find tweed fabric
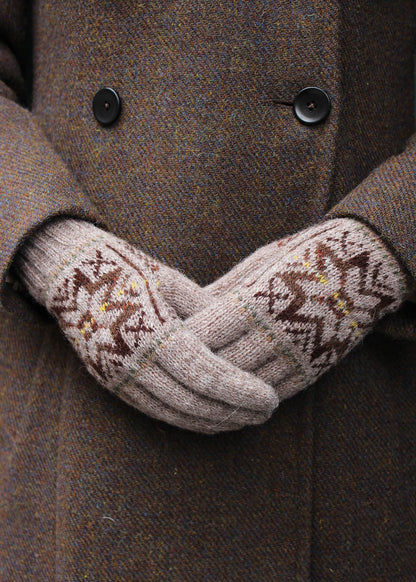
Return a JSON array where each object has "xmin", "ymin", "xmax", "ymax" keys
[
  {"xmin": 16, "ymin": 218, "xmax": 277, "ymax": 432},
  {"xmin": 0, "ymin": 94, "xmax": 102, "ymax": 303},
  {"xmin": 29, "ymin": 0, "xmax": 343, "ymax": 287},
  {"xmin": 1, "ymin": 0, "xmax": 416, "ymax": 580},
  {"xmin": 328, "ymin": 135, "xmax": 416, "ymax": 281}
]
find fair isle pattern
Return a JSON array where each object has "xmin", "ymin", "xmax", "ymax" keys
[
  {"xmin": 225, "ymin": 219, "xmax": 408, "ymax": 391},
  {"xmin": 17, "ymin": 217, "xmax": 409, "ymax": 423},
  {"xmin": 17, "ymin": 219, "xmax": 279, "ymax": 433},
  {"xmin": 184, "ymin": 217, "xmax": 410, "ymax": 402},
  {"xmin": 47, "ymin": 239, "xmax": 167, "ymax": 385},
  {"xmin": 42, "ymin": 237, "xmax": 269, "ymax": 431}
]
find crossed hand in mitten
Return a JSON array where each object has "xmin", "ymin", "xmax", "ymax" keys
[
  {"xmin": 17, "ymin": 218, "xmax": 409, "ymax": 433},
  {"xmin": 188, "ymin": 219, "xmax": 408, "ymax": 402}
]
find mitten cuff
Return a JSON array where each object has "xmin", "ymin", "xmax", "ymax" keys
[
  {"xmin": 14, "ymin": 218, "xmax": 106, "ymax": 306},
  {"xmin": 333, "ymin": 217, "xmax": 412, "ymax": 302}
]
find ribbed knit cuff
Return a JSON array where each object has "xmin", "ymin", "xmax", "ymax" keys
[
  {"xmin": 14, "ymin": 218, "xmax": 107, "ymax": 306},
  {"xmin": 336, "ymin": 218, "xmax": 415, "ymax": 304}
]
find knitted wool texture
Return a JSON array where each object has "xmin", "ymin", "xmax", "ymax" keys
[
  {"xmin": 16, "ymin": 217, "xmax": 409, "ymax": 429},
  {"xmin": 188, "ymin": 218, "xmax": 410, "ymax": 400},
  {"xmin": 15, "ymin": 219, "xmax": 278, "ymax": 433}
]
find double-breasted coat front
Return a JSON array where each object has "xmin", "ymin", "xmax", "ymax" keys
[{"xmin": 0, "ymin": 1, "xmax": 415, "ymax": 579}]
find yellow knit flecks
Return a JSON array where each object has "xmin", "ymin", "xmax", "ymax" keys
[
  {"xmin": 80, "ymin": 316, "xmax": 95, "ymax": 335},
  {"xmin": 350, "ymin": 320, "xmax": 361, "ymax": 338},
  {"xmin": 293, "ymin": 255, "xmax": 328, "ymax": 286},
  {"xmin": 332, "ymin": 292, "xmax": 351, "ymax": 317}
]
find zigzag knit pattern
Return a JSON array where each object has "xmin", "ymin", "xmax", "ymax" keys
[
  {"xmin": 17, "ymin": 221, "xmax": 181, "ymax": 387},
  {"xmin": 188, "ymin": 219, "xmax": 409, "ymax": 401},
  {"xmin": 48, "ymin": 240, "xmax": 166, "ymax": 385},
  {"xmin": 15, "ymin": 217, "xmax": 409, "ymax": 429},
  {"xmin": 15, "ymin": 219, "xmax": 278, "ymax": 433},
  {"xmin": 252, "ymin": 220, "xmax": 405, "ymax": 373}
]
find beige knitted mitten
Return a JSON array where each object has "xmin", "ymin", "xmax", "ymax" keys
[
  {"xmin": 189, "ymin": 219, "xmax": 410, "ymax": 401},
  {"xmin": 15, "ymin": 219, "xmax": 278, "ymax": 433}
]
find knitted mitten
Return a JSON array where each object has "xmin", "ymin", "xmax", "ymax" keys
[
  {"xmin": 189, "ymin": 218, "xmax": 410, "ymax": 401},
  {"xmin": 15, "ymin": 218, "xmax": 278, "ymax": 433}
]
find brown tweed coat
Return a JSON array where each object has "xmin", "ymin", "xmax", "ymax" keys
[{"xmin": 1, "ymin": 1, "xmax": 416, "ymax": 580}]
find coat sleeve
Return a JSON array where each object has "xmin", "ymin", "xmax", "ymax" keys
[
  {"xmin": 326, "ymin": 133, "xmax": 416, "ymax": 339},
  {"xmin": 0, "ymin": 1, "xmax": 101, "ymax": 308}
]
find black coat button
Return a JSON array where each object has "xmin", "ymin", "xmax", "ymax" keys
[
  {"xmin": 293, "ymin": 87, "xmax": 331, "ymax": 125},
  {"xmin": 92, "ymin": 87, "xmax": 121, "ymax": 125}
]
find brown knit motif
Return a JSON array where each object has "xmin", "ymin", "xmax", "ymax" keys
[
  {"xmin": 21, "ymin": 219, "xmax": 279, "ymax": 433},
  {"xmin": 251, "ymin": 227, "xmax": 402, "ymax": 378},
  {"xmin": 186, "ymin": 219, "xmax": 408, "ymax": 402},
  {"xmin": 48, "ymin": 241, "xmax": 167, "ymax": 384}
]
